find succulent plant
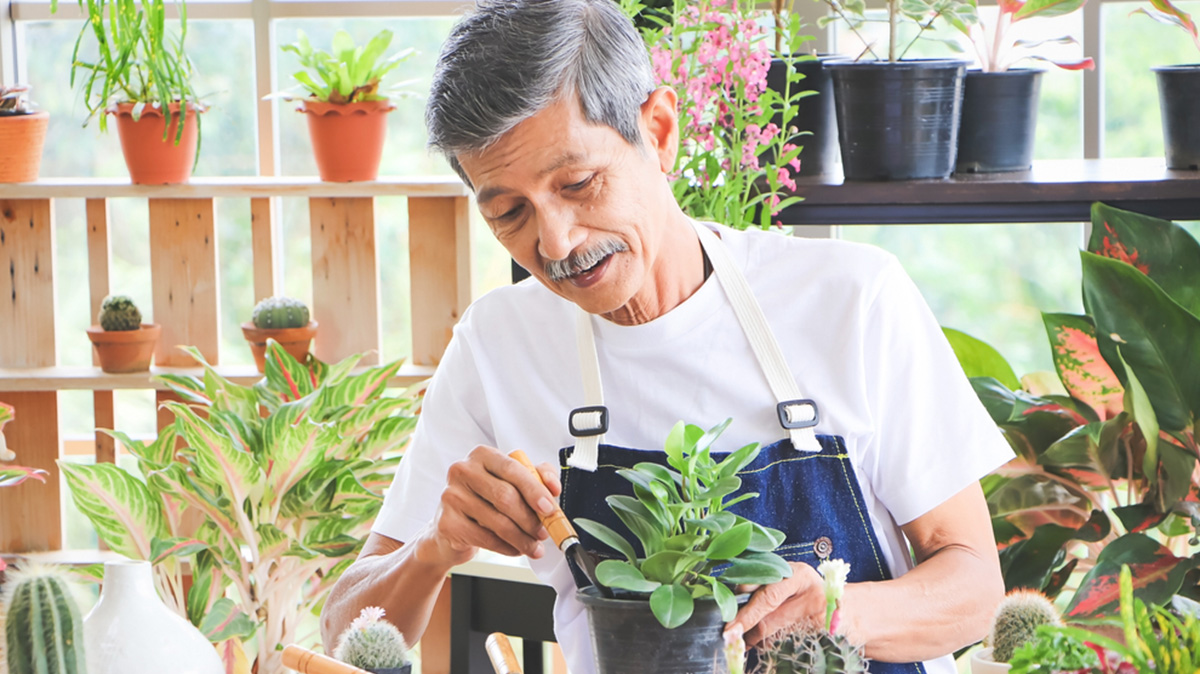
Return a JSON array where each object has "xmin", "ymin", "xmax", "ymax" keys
[
  {"xmin": 251, "ymin": 296, "xmax": 310, "ymax": 330},
  {"xmin": 0, "ymin": 86, "xmax": 35, "ymax": 116},
  {"xmin": 98, "ymin": 295, "xmax": 142, "ymax": 332},
  {"xmin": 753, "ymin": 625, "xmax": 868, "ymax": 674},
  {"xmin": 334, "ymin": 607, "xmax": 411, "ymax": 671},
  {"xmin": 987, "ymin": 588, "xmax": 1062, "ymax": 663},
  {"xmin": 2, "ymin": 563, "xmax": 88, "ymax": 674}
]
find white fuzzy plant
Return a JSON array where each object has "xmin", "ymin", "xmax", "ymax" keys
[{"xmin": 335, "ymin": 607, "xmax": 412, "ymax": 671}]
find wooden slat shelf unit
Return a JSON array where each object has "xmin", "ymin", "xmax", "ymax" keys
[{"xmin": 0, "ymin": 176, "xmax": 473, "ymax": 555}]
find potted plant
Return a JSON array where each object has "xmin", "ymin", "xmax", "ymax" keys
[
  {"xmin": 271, "ymin": 29, "xmax": 415, "ymax": 182},
  {"xmin": 85, "ymin": 295, "xmax": 160, "ymax": 374},
  {"xmin": 0, "ymin": 85, "xmax": 49, "ymax": 183},
  {"xmin": 1136, "ymin": 0, "xmax": 1199, "ymax": 170},
  {"xmin": 751, "ymin": 559, "xmax": 865, "ymax": 674},
  {"xmin": 333, "ymin": 607, "xmax": 413, "ymax": 674},
  {"xmin": 970, "ymin": 589, "xmax": 1061, "ymax": 674},
  {"xmin": 241, "ymin": 296, "xmax": 317, "ymax": 373},
  {"xmin": 2, "ymin": 562, "xmax": 88, "ymax": 674},
  {"xmin": 573, "ymin": 419, "xmax": 792, "ymax": 673},
  {"xmin": 58, "ymin": 341, "xmax": 421, "ymax": 674},
  {"xmin": 0, "ymin": 403, "xmax": 48, "ymax": 575},
  {"xmin": 952, "ymin": 0, "xmax": 1095, "ymax": 173},
  {"xmin": 817, "ymin": 0, "xmax": 977, "ymax": 180}
]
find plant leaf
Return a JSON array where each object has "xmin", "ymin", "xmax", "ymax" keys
[
  {"xmin": 200, "ymin": 597, "xmax": 258, "ymax": 642},
  {"xmin": 596, "ymin": 559, "xmax": 661, "ymax": 593},
  {"xmin": 650, "ymin": 584, "xmax": 694, "ymax": 629},
  {"xmin": 1065, "ymin": 533, "xmax": 1198, "ymax": 617},
  {"xmin": 576, "ymin": 518, "xmax": 638, "ymax": 563},
  {"xmin": 1043, "ymin": 313, "xmax": 1125, "ymax": 420},
  {"xmin": 60, "ymin": 461, "xmax": 167, "ymax": 559},
  {"xmin": 707, "ymin": 522, "xmax": 753, "ymax": 560}
]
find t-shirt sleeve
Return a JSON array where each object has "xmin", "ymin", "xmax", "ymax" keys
[
  {"xmin": 372, "ymin": 318, "xmax": 496, "ymax": 543},
  {"xmin": 858, "ymin": 257, "xmax": 1014, "ymax": 526}
]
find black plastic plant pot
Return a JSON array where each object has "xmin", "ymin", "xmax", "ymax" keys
[
  {"xmin": 365, "ymin": 667, "xmax": 411, "ymax": 674},
  {"xmin": 1153, "ymin": 64, "xmax": 1200, "ymax": 170},
  {"xmin": 826, "ymin": 59, "xmax": 968, "ymax": 181},
  {"xmin": 577, "ymin": 586, "xmax": 732, "ymax": 674},
  {"xmin": 956, "ymin": 69, "xmax": 1043, "ymax": 174},
  {"xmin": 763, "ymin": 55, "xmax": 839, "ymax": 177}
]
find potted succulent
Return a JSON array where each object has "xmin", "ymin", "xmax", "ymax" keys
[
  {"xmin": 333, "ymin": 607, "xmax": 413, "ymax": 674},
  {"xmin": 241, "ymin": 296, "xmax": 317, "ymax": 373},
  {"xmin": 952, "ymin": 0, "xmax": 1095, "ymax": 173},
  {"xmin": 55, "ymin": 0, "xmax": 205, "ymax": 184},
  {"xmin": 573, "ymin": 419, "xmax": 792, "ymax": 673},
  {"xmin": 1136, "ymin": 0, "xmax": 1199, "ymax": 170},
  {"xmin": 970, "ymin": 589, "xmax": 1061, "ymax": 674},
  {"xmin": 0, "ymin": 85, "xmax": 49, "ymax": 183},
  {"xmin": 85, "ymin": 295, "xmax": 161, "ymax": 374},
  {"xmin": 271, "ymin": 29, "xmax": 415, "ymax": 182},
  {"xmin": 817, "ymin": 0, "xmax": 978, "ymax": 180},
  {"xmin": 751, "ymin": 559, "xmax": 864, "ymax": 674},
  {"xmin": 2, "ymin": 562, "xmax": 88, "ymax": 674}
]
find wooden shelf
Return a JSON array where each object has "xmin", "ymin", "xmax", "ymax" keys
[
  {"xmin": 779, "ymin": 157, "xmax": 1200, "ymax": 225},
  {"xmin": 0, "ymin": 175, "xmax": 470, "ymax": 200},
  {"xmin": 0, "ymin": 364, "xmax": 435, "ymax": 392}
]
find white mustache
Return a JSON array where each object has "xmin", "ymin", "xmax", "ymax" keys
[{"xmin": 545, "ymin": 240, "xmax": 629, "ymax": 282}]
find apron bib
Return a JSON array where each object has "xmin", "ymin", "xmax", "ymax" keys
[{"xmin": 557, "ymin": 221, "xmax": 926, "ymax": 674}]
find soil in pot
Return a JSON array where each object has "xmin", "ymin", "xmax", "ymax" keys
[
  {"xmin": 763, "ymin": 55, "xmax": 839, "ymax": 177},
  {"xmin": 241, "ymin": 321, "xmax": 318, "ymax": 373},
  {"xmin": 112, "ymin": 102, "xmax": 200, "ymax": 184},
  {"xmin": 301, "ymin": 99, "xmax": 394, "ymax": 182},
  {"xmin": 826, "ymin": 59, "xmax": 968, "ymax": 181},
  {"xmin": 1153, "ymin": 64, "xmax": 1200, "ymax": 170},
  {"xmin": 956, "ymin": 69, "xmax": 1043, "ymax": 174},
  {"xmin": 86, "ymin": 324, "xmax": 161, "ymax": 374},
  {"xmin": 0, "ymin": 110, "xmax": 49, "ymax": 183}
]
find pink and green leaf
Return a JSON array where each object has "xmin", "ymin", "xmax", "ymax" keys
[
  {"xmin": 1088, "ymin": 203, "xmax": 1200, "ymax": 319},
  {"xmin": 1014, "ymin": 0, "xmax": 1086, "ymax": 20},
  {"xmin": 165, "ymin": 401, "xmax": 262, "ymax": 508},
  {"xmin": 59, "ymin": 461, "xmax": 168, "ymax": 559},
  {"xmin": 150, "ymin": 536, "xmax": 209, "ymax": 564},
  {"xmin": 0, "ymin": 465, "xmax": 48, "ymax": 488},
  {"xmin": 1044, "ymin": 313, "xmax": 1125, "ymax": 420},
  {"xmin": 1026, "ymin": 55, "xmax": 1096, "ymax": 70},
  {"xmin": 1065, "ymin": 532, "xmax": 1197, "ymax": 617},
  {"xmin": 200, "ymin": 597, "xmax": 258, "ymax": 642},
  {"xmin": 1135, "ymin": 0, "xmax": 1200, "ymax": 50}
]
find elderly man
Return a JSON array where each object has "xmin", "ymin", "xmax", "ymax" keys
[{"xmin": 321, "ymin": 1, "xmax": 1011, "ymax": 671}]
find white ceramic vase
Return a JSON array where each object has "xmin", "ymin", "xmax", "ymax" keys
[
  {"xmin": 971, "ymin": 648, "xmax": 1013, "ymax": 674},
  {"xmin": 84, "ymin": 559, "xmax": 223, "ymax": 674}
]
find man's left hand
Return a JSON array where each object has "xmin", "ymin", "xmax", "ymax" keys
[{"xmin": 724, "ymin": 561, "xmax": 829, "ymax": 647}]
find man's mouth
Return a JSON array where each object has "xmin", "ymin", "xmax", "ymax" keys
[{"xmin": 567, "ymin": 253, "xmax": 614, "ymax": 288}]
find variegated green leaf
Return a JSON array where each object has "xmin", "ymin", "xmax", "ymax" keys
[
  {"xmin": 264, "ymin": 340, "xmax": 315, "ymax": 401},
  {"xmin": 166, "ymin": 401, "xmax": 263, "ymax": 507},
  {"xmin": 200, "ymin": 597, "xmax": 258, "ymax": 642},
  {"xmin": 0, "ymin": 465, "xmax": 48, "ymax": 488},
  {"xmin": 262, "ymin": 400, "xmax": 326, "ymax": 506},
  {"xmin": 150, "ymin": 536, "xmax": 208, "ymax": 564},
  {"xmin": 60, "ymin": 461, "xmax": 168, "ymax": 559}
]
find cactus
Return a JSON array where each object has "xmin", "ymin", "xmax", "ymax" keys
[
  {"xmin": 334, "ymin": 607, "xmax": 411, "ymax": 671},
  {"xmin": 987, "ymin": 588, "xmax": 1061, "ymax": 663},
  {"xmin": 98, "ymin": 295, "xmax": 142, "ymax": 332},
  {"xmin": 753, "ymin": 625, "xmax": 868, "ymax": 674},
  {"xmin": 1, "ymin": 563, "xmax": 87, "ymax": 674},
  {"xmin": 251, "ymin": 296, "xmax": 310, "ymax": 330}
]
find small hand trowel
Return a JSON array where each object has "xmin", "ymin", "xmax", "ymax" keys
[{"xmin": 509, "ymin": 450, "xmax": 611, "ymax": 596}]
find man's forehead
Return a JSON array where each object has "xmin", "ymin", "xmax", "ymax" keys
[{"xmin": 472, "ymin": 149, "xmax": 591, "ymax": 205}]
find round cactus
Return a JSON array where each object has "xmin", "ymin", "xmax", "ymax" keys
[
  {"xmin": 987, "ymin": 589, "xmax": 1062, "ymax": 663},
  {"xmin": 753, "ymin": 625, "xmax": 868, "ymax": 674},
  {"xmin": 251, "ymin": 296, "xmax": 310, "ymax": 330},
  {"xmin": 334, "ymin": 607, "xmax": 411, "ymax": 670},
  {"xmin": 2, "ymin": 563, "xmax": 87, "ymax": 674},
  {"xmin": 98, "ymin": 295, "xmax": 142, "ymax": 332}
]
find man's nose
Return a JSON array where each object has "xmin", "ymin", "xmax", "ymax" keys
[{"xmin": 536, "ymin": 207, "xmax": 587, "ymax": 261}]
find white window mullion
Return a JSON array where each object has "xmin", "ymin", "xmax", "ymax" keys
[
  {"xmin": 252, "ymin": 0, "xmax": 277, "ymax": 177},
  {"xmin": 1, "ymin": 0, "xmax": 15, "ymax": 86},
  {"xmin": 1083, "ymin": 0, "xmax": 1104, "ymax": 159}
]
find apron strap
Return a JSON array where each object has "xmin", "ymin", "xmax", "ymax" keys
[{"xmin": 567, "ymin": 309, "xmax": 605, "ymax": 471}]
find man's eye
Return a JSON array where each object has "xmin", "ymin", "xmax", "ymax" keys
[
  {"xmin": 565, "ymin": 175, "xmax": 593, "ymax": 191},
  {"xmin": 497, "ymin": 205, "xmax": 523, "ymax": 220}
]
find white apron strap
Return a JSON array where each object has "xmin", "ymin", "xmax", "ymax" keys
[{"xmin": 567, "ymin": 308, "xmax": 606, "ymax": 471}]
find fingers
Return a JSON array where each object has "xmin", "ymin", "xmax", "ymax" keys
[
  {"xmin": 536, "ymin": 461, "xmax": 562, "ymax": 497},
  {"xmin": 725, "ymin": 562, "xmax": 825, "ymax": 647}
]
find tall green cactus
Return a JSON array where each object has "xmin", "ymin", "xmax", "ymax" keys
[
  {"xmin": 988, "ymin": 589, "xmax": 1061, "ymax": 663},
  {"xmin": 1, "ymin": 564, "xmax": 87, "ymax": 674},
  {"xmin": 251, "ymin": 296, "xmax": 310, "ymax": 330}
]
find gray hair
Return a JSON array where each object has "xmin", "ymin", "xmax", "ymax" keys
[{"xmin": 426, "ymin": 0, "xmax": 657, "ymax": 187}]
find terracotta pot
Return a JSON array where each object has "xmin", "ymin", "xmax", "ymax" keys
[
  {"xmin": 241, "ymin": 321, "xmax": 318, "ymax": 373},
  {"xmin": 300, "ymin": 99, "xmax": 394, "ymax": 182},
  {"xmin": 111, "ymin": 102, "xmax": 199, "ymax": 184},
  {"xmin": 86, "ymin": 323, "xmax": 161, "ymax": 374},
  {"xmin": 0, "ymin": 110, "xmax": 49, "ymax": 183}
]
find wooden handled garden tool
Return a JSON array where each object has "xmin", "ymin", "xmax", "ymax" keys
[
  {"xmin": 281, "ymin": 644, "xmax": 372, "ymax": 674},
  {"xmin": 486, "ymin": 632, "xmax": 523, "ymax": 674},
  {"xmin": 508, "ymin": 450, "xmax": 610, "ymax": 596}
]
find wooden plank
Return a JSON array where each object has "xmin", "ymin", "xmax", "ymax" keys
[
  {"xmin": 250, "ymin": 197, "xmax": 277, "ymax": 302},
  {"xmin": 310, "ymin": 197, "xmax": 381, "ymax": 365},
  {"xmin": 148, "ymin": 199, "xmax": 220, "ymax": 366},
  {"xmin": 0, "ymin": 364, "xmax": 435, "ymax": 391},
  {"xmin": 93, "ymin": 392, "xmax": 115, "ymax": 464},
  {"xmin": 87, "ymin": 198, "xmax": 116, "ymax": 465},
  {"xmin": 0, "ymin": 199, "xmax": 56, "ymax": 368},
  {"xmin": 0, "ymin": 176, "xmax": 470, "ymax": 200},
  {"xmin": 408, "ymin": 196, "xmax": 472, "ymax": 366},
  {"xmin": 0, "ymin": 391, "xmax": 61, "ymax": 552}
]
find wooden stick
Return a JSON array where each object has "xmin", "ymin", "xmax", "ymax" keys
[
  {"xmin": 280, "ymin": 645, "xmax": 372, "ymax": 674},
  {"xmin": 485, "ymin": 633, "xmax": 523, "ymax": 674}
]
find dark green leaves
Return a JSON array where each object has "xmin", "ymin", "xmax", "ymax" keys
[
  {"xmin": 596, "ymin": 560, "xmax": 661, "ymax": 593},
  {"xmin": 1065, "ymin": 533, "xmax": 1198, "ymax": 618}
]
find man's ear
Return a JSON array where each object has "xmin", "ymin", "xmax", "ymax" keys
[{"xmin": 640, "ymin": 86, "xmax": 679, "ymax": 174}]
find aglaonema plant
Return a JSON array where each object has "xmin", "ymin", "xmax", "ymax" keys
[
  {"xmin": 0, "ymin": 403, "xmax": 48, "ymax": 575},
  {"xmin": 58, "ymin": 341, "xmax": 421, "ymax": 674},
  {"xmin": 576, "ymin": 419, "xmax": 793, "ymax": 629},
  {"xmin": 953, "ymin": 0, "xmax": 1095, "ymax": 72}
]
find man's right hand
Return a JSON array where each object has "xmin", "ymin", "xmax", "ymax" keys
[{"xmin": 420, "ymin": 445, "xmax": 562, "ymax": 566}]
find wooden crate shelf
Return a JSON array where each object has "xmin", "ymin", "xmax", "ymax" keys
[
  {"xmin": 0, "ymin": 364, "xmax": 436, "ymax": 392},
  {"xmin": 0, "ymin": 176, "xmax": 469, "ymax": 199}
]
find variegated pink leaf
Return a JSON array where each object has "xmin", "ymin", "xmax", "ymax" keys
[{"xmin": 1043, "ymin": 313, "xmax": 1125, "ymax": 420}]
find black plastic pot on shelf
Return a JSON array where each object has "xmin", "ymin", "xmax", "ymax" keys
[
  {"xmin": 956, "ymin": 69, "xmax": 1043, "ymax": 174},
  {"xmin": 826, "ymin": 59, "xmax": 968, "ymax": 181},
  {"xmin": 1153, "ymin": 64, "xmax": 1200, "ymax": 170},
  {"xmin": 763, "ymin": 54, "xmax": 839, "ymax": 177}
]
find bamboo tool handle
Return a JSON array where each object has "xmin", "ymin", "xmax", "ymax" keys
[
  {"xmin": 486, "ymin": 632, "xmax": 524, "ymax": 674},
  {"xmin": 281, "ymin": 644, "xmax": 372, "ymax": 674},
  {"xmin": 509, "ymin": 450, "xmax": 577, "ymax": 548}
]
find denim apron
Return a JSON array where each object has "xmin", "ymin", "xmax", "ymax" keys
[{"xmin": 557, "ymin": 221, "xmax": 926, "ymax": 674}]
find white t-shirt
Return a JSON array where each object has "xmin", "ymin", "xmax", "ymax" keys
[{"xmin": 375, "ymin": 224, "xmax": 1013, "ymax": 674}]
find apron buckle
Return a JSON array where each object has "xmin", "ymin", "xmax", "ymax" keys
[
  {"xmin": 569, "ymin": 406, "xmax": 609, "ymax": 437},
  {"xmin": 777, "ymin": 399, "xmax": 819, "ymax": 430}
]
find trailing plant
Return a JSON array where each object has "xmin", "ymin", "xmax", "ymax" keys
[
  {"xmin": 815, "ymin": 0, "xmax": 977, "ymax": 62},
  {"xmin": 753, "ymin": 559, "xmax": 865, "ymax": 674},
  {"xmin": 1, "ymin": 563, "xmax": 88, "ymax": 674},
  {"xmin": 986, "ymin": 589, "xmax": 1062, "ymax": 662},
  {"xmin": 575, "ymin": 418, "xmax": 793, "ymax": 629},
  {"xmin": 0, "ymin": 85, "xmax": 36, "ymax": 116},
  {"xmin": 953, "ymin": 0, "xmax": 1095, "ymax": 72},
  {"xmin": 59, "ymin": 341, "xmax": 421, "ymax": 674},
  {"xmin": 333, "ymin": 606, "xmax": 412, "ymax": 671},
  {"xmin": 98, "ymin": 295, "xmax": 142, "ymax": 331},
  {"xmin": 273, "ymin": 29, "xmax": 416, "ymax": 104},
  {"xmin": 0, "ymin": 403, "xmax": 47, "ymax": 492},
  {"xmin": 1133, "ymin": 0, "xmax": 1199, "ymax": 53},
  {"xmin": 251, "ymin": 296, "xmax": 310, "ymax": 330}
]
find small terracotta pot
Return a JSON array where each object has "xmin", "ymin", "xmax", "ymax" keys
[
  {"xmin": 0, "ymin": 110, "xmax": 49, "ymax": 183},
  {"xmin": 86, "ymin": 323, "xmax": 161, "ymax": 374},
  {"xmin": 112, "ymin": 102, "xmax": 200, "ymax": 184},
  {"xmin": 300, "ymin": 99, "xmax": 394, "ymax": 182},
  {"xmin": 241, "ymin": 321, "xmax": 318, "ymax": 373}
]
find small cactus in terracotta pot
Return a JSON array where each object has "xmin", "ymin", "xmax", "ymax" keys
[
  {"xmin": 85, "ymin": 295, "xmax": 160, "ymax": 374},
  {"xmin": 0, "ymin": 85, "xmax": 49, "ymax": 184},
  {"xmin": 334, "ymin": 607, "xmax": 412, "ymax": 674},
  {"xmin": 241, "ymin": 296, "xmax": 317, "ymax": 373}
]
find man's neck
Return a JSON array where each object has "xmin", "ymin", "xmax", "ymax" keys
[{"xmin": 602, "ymin": 211, "xmax": 708, "ymax": 326}]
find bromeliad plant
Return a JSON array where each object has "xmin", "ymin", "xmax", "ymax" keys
[
  {"xmin": 815, "ymin": 0, "xmax": 977, "ymax": 62},
  {"xmin": 954, "ymin": 0, "xmax": 1095, "ymax": 71},
  {"xmin": 59, "ymin": 341, "xmax": 420, "ymax": 674},
  {"xmin": 575, "ymin": 419, "xmax": 793, "ymax": 629},
  {"xmin": 274, "ymin": 29, "xmax": 416, "ymax": 104}
]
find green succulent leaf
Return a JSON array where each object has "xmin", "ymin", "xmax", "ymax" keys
[
  {"xmin": 711, "ymin": 577, "xmax": 737, "ymax": 622},
  {"xmin": 650, "ymin": 584, "xmax": 694, "ymax": 629},
  {"xmin": 576, "ymin": 518, "xmax": 638, "ymax": 563},
  {"xmin": 596, "ymin": 559, "xmax": 662, "ymax": 593},
  {"xmin": 706, "ymin": 522, "xmax": 753, "ymax": 560}
]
